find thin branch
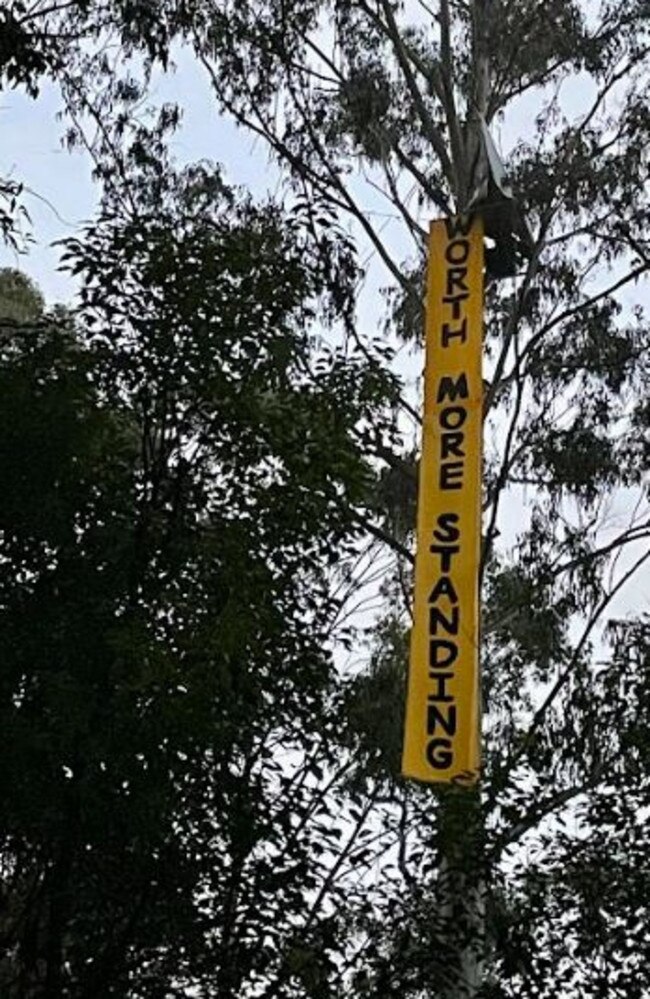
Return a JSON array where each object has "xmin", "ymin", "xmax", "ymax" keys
[
  {"xmin": 302, "ymin": 788, "xmax": 380, "ymax": 932},
  {"xmin": 304, "ymin": 35, "xmax": 345, "ymax": 83},
  {"xmin": 392, "ymin": 140, "xmax": 451, "ymax": 215},
  {"xmin": 437, "ymin": 0, "xmax": 465, "ymax": 182},
  {"xmin": 483, "ymin": 213, "xmax": 553, "ymax": 418},
  {"xmin": 365, "ymin": 165, "xmax": 426, "ymax": 243},
  {"xmin": 59, "ymin": 69, "xmax": 138, "ymax": 218},
  {"xmin": 490, "ymin": 766, "xmax": 605, "ymax": 860},
  {"xmin": 16, "ymin": 0, "xmax": 77, "ymax": 24},
  {"xmin": 519, "ymin": 261, "xmax": 649, "ymax": 371},
  {"xmin": 201, "ymin": 52, "xmax": 414, "ymax": 294},
  {"xmin": 359, "ymin": 0, "xmax": 455, "ymax": 184},
  {"xmin": 286, "ymin": 75, "xmax": 415, "ymax": 291},
  {"xmin": 257, "ymin": 788, "xmax": 380, "ymax": 999},
  {"xmin": 480, "ymin": 325, "xmax": 525, "ymax": 580},
  {"xmin": 550, "ymin": 522, "xmax": 650, "ymax": 582},
  {"xmin": 508, "ymin": 546, "xmax": 650, "ymax": 775},
  {"xmin": 351, "ymin": 509, "xmax": 415, "ymax": 566}
]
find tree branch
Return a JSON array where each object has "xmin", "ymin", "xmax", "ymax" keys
[
  {"xmin": 505, "ymin": 546, "xmax": 650, "ymax": 780},
  {"xmin": 359, "ymin": 0, "xmax": 455, "ymax": 187}
]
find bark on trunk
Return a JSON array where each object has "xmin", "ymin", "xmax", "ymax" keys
[{"xmin": 437, "ymin": 788, "xmax": 487, "ymax": 999}]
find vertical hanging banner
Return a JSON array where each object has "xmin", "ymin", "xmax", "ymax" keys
[{"xmin": 402, "ymin": 215, "xmax": 484, "ymax": 786}]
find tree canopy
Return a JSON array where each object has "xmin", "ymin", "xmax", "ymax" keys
[{"xmin": 1, "ymin": 1, "xmax": 650, "ymax": 997}]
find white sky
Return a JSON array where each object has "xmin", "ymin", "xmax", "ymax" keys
[{"xmin": 0, "ymin": 46, "xmax": 280, "ymax": 301}]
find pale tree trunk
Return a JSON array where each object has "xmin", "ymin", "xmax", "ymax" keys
[
  {"xmin": 437, "ymin": 5, "xmax": 492, "ymax": 997},
  {"xmin": 437, "ymin": 788, "xmax": 487, "ymax": 999},
  {"xmin": 460, "ymin": 0, "xmax": 493, "ymax": 209}
]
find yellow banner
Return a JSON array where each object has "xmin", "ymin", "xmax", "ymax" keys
[{"xmin": 402, "ymin": 215, "xmax": 483, "ymax": 785}]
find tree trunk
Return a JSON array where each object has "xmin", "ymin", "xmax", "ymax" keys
[
  {"xmin": 437, "ymin": 7, "xmax": 492, "ymax": 995},
  {"xmin": 460, "ymin": 0, "xmax": 493, "ymax": 209},
  {"xmin": 437, "ymin": 788, "xmax": 487, "ymax": 999}
]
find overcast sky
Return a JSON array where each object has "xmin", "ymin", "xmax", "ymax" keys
[{"xmin": 0, "ymin": 46, "xmax": 280, "ymax": 302}]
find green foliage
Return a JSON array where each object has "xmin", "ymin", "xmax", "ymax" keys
[
  {"xmin": 0, "ymin": 4, "xmax": 53, "ymax": 96},
  {"xmin": 2, "ymin": 1, "xmax": 650, "ymax": 997},
  {"xmin": 346, "ymin": 612, "xmax": 408, "ymax": 783},
  {"xmin": 0, "ymin": 268, "xmax": 44, "ymax": 322},
  {"xmin": 0, "ymin": 164, "xmax": 398, "ymax": 996}
]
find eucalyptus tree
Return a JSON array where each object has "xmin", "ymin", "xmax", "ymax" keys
[{"xmin": 172, "ymin": 3, "xmax": 650, "ymax": 996}]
